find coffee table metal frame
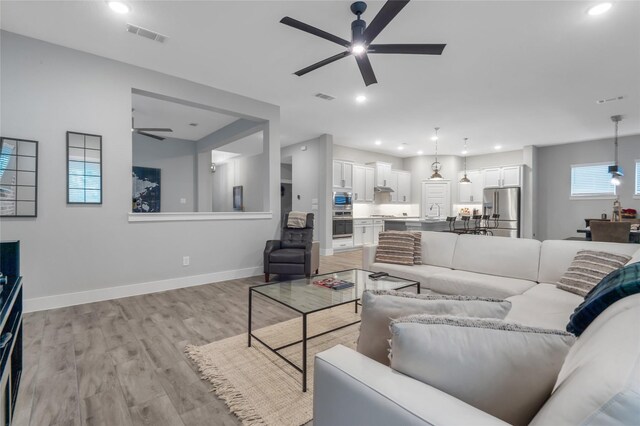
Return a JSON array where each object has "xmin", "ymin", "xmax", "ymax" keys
[{"xmin": 247, "ymin": 269, "xmax": 420, "ymax": 392}]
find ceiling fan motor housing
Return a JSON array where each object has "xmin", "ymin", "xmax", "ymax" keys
[
  {"xmin": 350, "ymin": 1, "xmax": 367, "ymax": 16},
  {"xmin": 351, "ymin": 19, "xmax": 366, "ymax": 44}
]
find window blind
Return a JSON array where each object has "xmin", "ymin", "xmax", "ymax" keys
[{"xmin": 571, "ymin": 163, "xmax": 616, "ymax": 197}]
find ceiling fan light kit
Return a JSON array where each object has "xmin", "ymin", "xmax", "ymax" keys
[{"xmin": 280, "ymin": 0, "xmax": 446, "ymax": 86}]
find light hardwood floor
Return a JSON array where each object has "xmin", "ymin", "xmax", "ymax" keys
[{"xmin": 14, "ymin": 249, "xmax": 363, "ymax": 426}]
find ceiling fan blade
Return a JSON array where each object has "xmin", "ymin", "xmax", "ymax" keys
[
  {"xmin": 355, "ymin": 54, "xmax": 377, "ymax": 86},
  {"xmin": 280, "ymin": 17, "xmax": 350, "ymax": 48},
  {"xmin": 294, "ymin": 51, "xmax": 351, "ymax": 76},
  {"xmin": 134, "ymin": 128, "xmax": 173, "ymax": 132},
  {"xmin": 137, "ymin": 131, "xmax": 165, "ymax": 141},
  {"xmin": 364, "ymin": 0, "xmax": 410, "ymax": 44},
  {"xmin": 368, "ymin": 43, "xmax": 446, "ymax": 55}
]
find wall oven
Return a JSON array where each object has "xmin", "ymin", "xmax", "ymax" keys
[
  {"xmin": 332, "ymin": 211, "xmax": 353, "ymax": 239},
  {"xmin": 332, "ymin": 192, "xmax": 353, "ymax": 211}
]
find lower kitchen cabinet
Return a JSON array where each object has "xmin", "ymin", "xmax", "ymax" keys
[{"xmin": 354, "ymin": 219, "xmax": 384, "ymax": 247}]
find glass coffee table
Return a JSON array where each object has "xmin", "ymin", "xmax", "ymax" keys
[{"xmin": 248, "ymin": 269, "xmax": 420, "ymax": 392}]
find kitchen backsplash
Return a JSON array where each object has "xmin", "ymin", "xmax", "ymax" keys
[{"xmin": 353, "ymin": 203, "xmax": 420, "ymax": 217}]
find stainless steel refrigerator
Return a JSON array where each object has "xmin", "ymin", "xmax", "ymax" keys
[{"xmin": 483, "ymin": 187, "xmax": 521, "ymax": 238}]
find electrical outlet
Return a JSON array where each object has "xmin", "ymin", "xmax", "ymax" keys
[{"xmin": 182, "ymin": 256, "xmax": 190, "ymax": 266}]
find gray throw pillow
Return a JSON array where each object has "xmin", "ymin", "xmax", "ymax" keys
[
  {"xmin": 356, "ymin": 290, "xmax": 512, "ymax": 365},
  {"xmin": 557, "ymin": 250, "xmax": 631, "ymax": 297},
  {"xmin": 390, "ymin": 315, "xmax": 575, "ymax": 426}
]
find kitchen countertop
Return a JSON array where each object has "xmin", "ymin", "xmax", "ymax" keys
[
  {"xmin": 353, "ymin": 216, "xmax": 420, "ymax": 219},
  {"xmin": 382, "ymin": 218, "xmax": 446, "ymax": 223}
]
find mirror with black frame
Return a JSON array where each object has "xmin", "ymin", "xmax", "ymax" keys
[
  {"xmin": 131, "ymin": 91, "xmax": 266, "ymax": 214},
  {"xmin": 0, "ymin": 137, "xmax": 38, "ymax": 217}
]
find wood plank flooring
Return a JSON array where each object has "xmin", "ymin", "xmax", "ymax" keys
[{"xmin": 14, "ymin": 249, "xmax": 362, "ymax": 426}]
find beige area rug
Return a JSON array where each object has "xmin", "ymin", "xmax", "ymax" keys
[{"xmin": 185, "ymin": 304, "xmax": 360, "ymax": 426}]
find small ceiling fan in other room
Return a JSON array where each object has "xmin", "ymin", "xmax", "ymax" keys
[
  {"xmin": 280, "ymin": 0, "xmax": 446, "ymax": 86},
  {"xmin": 131, "ymin": 110, "xmax": 173, "ymax": 141}
]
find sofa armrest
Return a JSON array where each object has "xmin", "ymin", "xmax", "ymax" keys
[
  {"xmin": 362, "ymin": 244, "xmax": 377, "ymax": 270},
  {"xmin": 314, "ymin": 345, "xmax": 509, "ymax": 426},
  {"xmin": 263, "ymin": 240, "xmax": 281, "ymax": 273}
]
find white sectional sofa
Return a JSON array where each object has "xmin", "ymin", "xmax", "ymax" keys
[{"xmin": 314, "ymin": 233, "xmax": 640, "ymax": 425}]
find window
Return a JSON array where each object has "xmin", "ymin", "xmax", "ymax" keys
[
  {"xmin": 636, "ymin": 160, "xmax": 640, "ymax": 196},
  {"xmin": 67, "ymin": 131, "xmax": 102, "ymax": 204},
  {"xmin": 570, "ymin": 163, "xmax": 616, "ymax": 198}
]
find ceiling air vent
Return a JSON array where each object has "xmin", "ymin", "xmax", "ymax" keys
[
  {"xmin": 126, "ymin": 23, "xmax": 168, "ymax": 43},
  {"xmin": 314, "ymin": 93, "xmax": 336, "ymax": 101}
]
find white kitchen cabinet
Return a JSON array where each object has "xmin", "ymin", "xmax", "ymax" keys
[
  {"xmin": 333, "ymin": 160, "xmax": 353, "ymax": 189},
  {"xmin": 373, "ymin": 220, "xmax": 383, "ymax": 244},
  {"xmin": 483, "ymin": 166, "xmax": 521, "ymax": 188},
  {"xmin": 353, "ymin": 219, "xmax": 377, "ymax": 247},
  {"xmin": 352, "ymin": 165, "xmax": 374, "ymax": 202},
  {"xmin": 368, "ymin": 162, "xmax": 392, "ymax": 188},
  {"xmin": 389, "ymin": 171, "xmax": 399, "ymax": 202},
  {"xmin": 397, "ymin": 171, "xmax": 411, "ymax": 203},
  {"xmin": 458, "ymin": 170, "xmax": 483, "ymax": 203},
  {"xmin": 421, "ymin": 180, "xmax": 451, "ymax": 219}
]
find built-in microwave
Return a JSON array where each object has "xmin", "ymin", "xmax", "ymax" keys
[{"xmin": 332, "ymin": 192, "xmax": 353, "ymax": 210}]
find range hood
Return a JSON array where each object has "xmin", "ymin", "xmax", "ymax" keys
[{"xmin": 374, "ymin": 186, "xmax": 395, "ymax": 193}]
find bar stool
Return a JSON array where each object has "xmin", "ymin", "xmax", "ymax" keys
[
  {"xmin": 456, "ymin": 216, "xmax": 471, "ymax": 234},
  {"xmin": 489, "ymin": 214, "xmax": 500, "ymax": 235},
  {"xmin": 472, "ymin": 215, "xmax": 483, "ymax": 234},
  {"xmin": 445, "ymin": 216, "xmax": 457, "ymax": 233}
]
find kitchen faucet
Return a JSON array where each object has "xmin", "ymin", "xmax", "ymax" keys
[{"xmin": 429, "ymin": 203, "xmax": 442, "ymax": 218}]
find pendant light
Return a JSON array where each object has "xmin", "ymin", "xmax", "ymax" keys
[
  {"xmin": 459, "ymin": 137, "xmax": 471, "ymax": 184},
  {"xmin": 430, "ymin": 127, "xmax": 443, "ymax": 180},
  {"xmin": 608, "ymin": 115, "xmax": 623, "ymax": 186}
]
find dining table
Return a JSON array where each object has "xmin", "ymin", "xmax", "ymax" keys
[{"xmin": 577, "ymin": 227, "xmax": 640, "ymax": 243}]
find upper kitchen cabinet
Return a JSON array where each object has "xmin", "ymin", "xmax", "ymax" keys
[
  {"xmin": 457, "ymin": 170, "xmax": 483, "ymax": 203},
  {"xmin": 367, "ymin": 162, "xmax": 392, "ymax": 188},
  {"xmin": 333, "ymin": 160, "xmax": 353, "ymax": 189},
  {"xmin": 353, "ymin": 165, "xmax": 374, "ymax": 202},
  {"xmin": 393, "ymin": 170, "xmax": 411, "ymax": 203},
  {"xmin": 483, "ymin": 166, "xmax": 521, "ymax": 188}
]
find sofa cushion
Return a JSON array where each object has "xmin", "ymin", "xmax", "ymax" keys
[
  {"xmin": 269, "ymin": 249, "xmax": 305, "ymax": 264},
  {"xmin": 390, "ymin": 315, "xmax": 575, "ymax": 426},
  {"xmin": 419, "ymin": 231, "xmax": 458, "ymax": 268},
  {"xmin": 625, "ymin": 247, "xmax": 640, "ymax": 265},
  {"xmin": 538, "ymin": 240, "xmax": 639, "ymax": 284},
  {"xmin": 531, "ymin": 293, "xmax": 640, "ymax": 426},
  {"xmin": 375, "ymin": 232, "xmax": 415, "ymax": 266},
  {"xmin": 357, "ymin": 290, "xmax": 511, "ymax": 365},
  {"xmin": 369, "ymin": 262, "xmax": 450, "ymax": 286},
  {"xmin": 505, "ymin": 284, "xmax": 583, "ymax": 330},
  {"xmin": 451, "ymin": 234, "xmax": 541, "ymax": 281},
  {"xmin": 427, "ymin": 270, "xmax": 536, "ymax": 299},
  {"xmin": 557, "ymin": 250, "xmax": 631, "ymax": 297}
]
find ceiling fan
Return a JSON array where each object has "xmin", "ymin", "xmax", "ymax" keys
[
  {"xmin": 280, "ymin": 0, "xmax": 446, "ymax": 86},
  {"xmin": 131, "ymin": 111, "xmax": 173, "ymax": 141}
]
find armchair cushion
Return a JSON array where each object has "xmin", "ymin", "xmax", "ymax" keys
[
  {"xmin": 281, "ymin": 228, "xmax": 313, "ymax": 249},
  {"xmin": 269, "ymin": 248, "xmax": 306, "ymax": 264}
]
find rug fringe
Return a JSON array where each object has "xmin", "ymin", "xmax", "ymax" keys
[{"xmin": 185, "ymin": 344, "xmax": 268, "ymax": 426}]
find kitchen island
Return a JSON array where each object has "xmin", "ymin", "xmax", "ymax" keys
[{"xmin": 384, "ymin": 218, "xmax": 449, "ymax": 232}]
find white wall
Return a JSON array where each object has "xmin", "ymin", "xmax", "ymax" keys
[
  {"xmin": 333, "ymin": 144, "xmax": 405, "ymax": 169},
  {"xmin": 402, "ymin": 155, "xmax": 462, "ymax": 206},
  {"xmin": 132, "ymin": 133, "xmax": 197, "ymax": 212},
  {"xmin": 465, "ymin": 150, "xmax": 523, "ymax": 170},
  {"xmin": 211, "ymin": 153, "xmax": 265, "ymax": 212},
  {"xmin": 0, "ymin": 31, "xmax": 280, "ymax": 310},
  {"xmin": 536, "ymin": 135, "xmax": 640, "ymax": 241}
]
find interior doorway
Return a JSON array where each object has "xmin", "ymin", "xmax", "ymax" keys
[{"xmin": 281, "ymin": 158, "xmax": 292, "ymax": 224}]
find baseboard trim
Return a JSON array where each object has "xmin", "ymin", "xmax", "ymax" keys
[
  {"xmin": 24, "ymin": 266, "xmax": 263, "ymax": 313},
  {"xmin": 320, "ymin": 248, "xmax": 334, "ymax": 256}
]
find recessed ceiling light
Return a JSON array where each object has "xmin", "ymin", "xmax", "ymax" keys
[
  {"xmin": 417, "ymin": 150, "xmax": 424, "ymax": 155},
  {"xmin": 355, "ymin": 95, "xmax": 367, "ymax": 103},
  {"xmin": 397, "ymin": 146, "xmax": 404, "ymax": 151},
  {"xmin": 587, "ymin": 2, "xmax": 612, "ymax": 15},
  {"xmin": 431, "ymin": 136, "xmax": 438, "ymax": 141},
  {"xmin": 494, "ymin": 145, "xmax": 502, "ymax": 150},
  {"xmin": 374, "ymin": 140, "xmax": 382, "ymax": 145},
  {"xmin": 108, "ymin": 1, "xmax": 130, "ymax": 14},
  {"xmin": 462, "ymin": 150, "xmax": 468, "ymax": 155}
]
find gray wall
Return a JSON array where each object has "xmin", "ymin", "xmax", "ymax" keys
[
  {"xmin": 211, "ymin": 153, "xmax": 266, "ymax": 212},
  {"xmin": 281, "ymin": 135, "xmax": 333, "ymax": 253},
  {"xmin": 132, "ymin": 133, "xmax": 197, "ymax": 212},
  {"xmin": 402, "ymin": 155, "xmax": 462, "ymax": 207},
  {"xmin": 536, "ymin": 135, "xmax": 640, "ymax": 241},
  {"xmin": 333, "ymin": 144, "xmax": 405, "ymax": 169},
  {"xmin": 0, "ymin": 31, "xmax": 280, "ymax": 307},
  {"xmin": 465, "ymin": 150, "xmax": 523, "ymax": 170}
]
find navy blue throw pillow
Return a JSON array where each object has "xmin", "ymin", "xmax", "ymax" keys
[{"xmin": 567, "ymin": 262, "xmax": 640, "ymax": 336}]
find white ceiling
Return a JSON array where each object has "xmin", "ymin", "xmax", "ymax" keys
[
  {"xmin": 132, "ymin": 93, "xmax": 239, "ymax": 140},
  {"xmin": 211, "ymin": 131, "xmax": 264, "ymax": 164},
  {"xmin": 1, "ymin": 1, "xmax": 639, "ymax": 157}
]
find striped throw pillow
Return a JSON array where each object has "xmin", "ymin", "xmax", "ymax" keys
[
  {"xmin": 375, "ymin": 231, "xmax": 415, "ymax": 266},
  {"xmin": 410, "ymin": 232, "xmax": 422, "ymax": 265},
  {"xmin": 557, "ymin": 250, "xmax": 631, "ymax": 297}
]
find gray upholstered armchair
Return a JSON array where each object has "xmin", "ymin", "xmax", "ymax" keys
[{"xmin": 264, "ymin": 213, "xmax": 319, "ymax": 282}]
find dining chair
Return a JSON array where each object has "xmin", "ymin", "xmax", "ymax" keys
[{"xmin": 590, "ymin": 221, "xmax": 631, "ymax": 243}]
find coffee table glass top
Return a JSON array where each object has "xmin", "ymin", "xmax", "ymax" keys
[{"xmin": 252, "ymin": 269, "xmax": 419, "ymax": 314}]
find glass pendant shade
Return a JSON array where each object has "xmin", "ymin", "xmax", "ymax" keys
[
  {"xmin": 430, "ymin": 171, "xmax": 443, "ymax": 180},
  {"xmin": 460, "ymin": 174, "xmax": 471, "ymax": 184}
]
